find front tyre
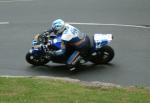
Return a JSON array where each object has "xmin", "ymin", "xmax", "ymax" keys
[
  {"xmin": 91, "ymin": 46, "xmax": 115, "ymax": 64},
  {"xmin": 25, "ymin": 52, "xmax": 49, "ymax": 66}
]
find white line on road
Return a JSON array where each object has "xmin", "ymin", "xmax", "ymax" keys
[
  {"xmin": 1, "ymin": 21, "xmax": 149, "ymax": 29},
  {"xmin": 0, "ymin": 75, "xmax": 29, "ymax": 78},
  {"xmin": 67, "ymin": 22, "xmax": 150, "ymax": 29},
  {"xmin": 0, "ymin": 22, "xmax": 9, "ymax": 25}
]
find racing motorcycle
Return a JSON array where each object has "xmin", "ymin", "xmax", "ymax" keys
[{"xmin": 26, "ymin": 33, "xmax": 115, "ymax": 67}]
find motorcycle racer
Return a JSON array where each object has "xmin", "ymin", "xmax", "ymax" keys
[{"xmin": 41, "ymin": 19, "xmax": 91, "ymax": 70}]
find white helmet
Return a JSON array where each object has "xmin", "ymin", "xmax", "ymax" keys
[{"xmin": 52, "ymin": 19, "xmax": 65, "ymax": 34}]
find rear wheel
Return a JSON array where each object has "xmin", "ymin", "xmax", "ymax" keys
[
  {"xmin": 25, "ymin": 52, "xmax": 49, "ymax": 66},
  {"xmin": 91, "ymin": 46, "xmax": 115, "ymax": 64}
]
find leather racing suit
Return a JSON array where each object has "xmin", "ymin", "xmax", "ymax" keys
[{"xmin": 43, "ymin": 24, "xmax": 91, "ymax": 68}]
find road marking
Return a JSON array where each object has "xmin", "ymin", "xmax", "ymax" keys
[
  {"xmin": 0, "ymin": 21, "xmax": 149, "ymax": 29},
  {"xmin": 0, "ymin": 22, "xmax": 9, "ymax": 25},
  {"xmin": 0, "ymin": 0, "xmax": 33, "ymax": 3},
  {"xmin": 67, "ymin": 22, "xmax": 150, "ymax": 29},
  {"xmin": 0, "ymin": 75, "xmax": 121, "ymax": 87},
  {"xmin": 0, "ymin": 75, "xmax": 29, "ymax": 78}
]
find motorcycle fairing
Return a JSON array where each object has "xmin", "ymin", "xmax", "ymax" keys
[{"xmin": 51, "ymin": 34, "xmax": 62, "ymax": 49}]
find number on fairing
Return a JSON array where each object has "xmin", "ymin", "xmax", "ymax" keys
[{"xmin": 71, "ymin": 28, "xmax": 78, "ymax": 35}]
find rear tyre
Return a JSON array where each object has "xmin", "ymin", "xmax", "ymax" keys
[
  {"xmin": 91, "ymin": 46, "xmax": 115, "ymax": 64},
  {"xmin": 26, "ymin": 52, "xmax": 49, "ymax": 66}
]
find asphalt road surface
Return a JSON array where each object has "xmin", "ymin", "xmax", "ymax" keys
[{"xmin": 0, "ymin": 0, "xmax": 150, "ymax": 86}]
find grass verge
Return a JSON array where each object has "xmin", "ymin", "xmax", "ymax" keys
[{"xmin": 0, "ymin": 77, "xmax": 150, "ymax": 103}]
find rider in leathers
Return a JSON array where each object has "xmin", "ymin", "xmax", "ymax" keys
[{"xmin": 42, "ymin": 19, "xmax": 91, "ymax": 70}]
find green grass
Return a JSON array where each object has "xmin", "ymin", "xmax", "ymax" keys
[{"xmin": 0, "ymin": 77, "xmax": 150, "ymax": 103}]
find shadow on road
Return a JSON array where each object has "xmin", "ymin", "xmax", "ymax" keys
[{"xmin": 27, "ymin": 62, "xmax": 117, "ymax": 77}]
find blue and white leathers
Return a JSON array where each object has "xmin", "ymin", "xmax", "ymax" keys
[
  {"xmin": 61, "ymin": 24, "xmax": 85, "ymax": 44},
  {"xmin": 53, "ymin": 24, "xmax": 86, "ymax": 55},
  {"xmin": 60, "ymin": 24, "xmax": 89, "ymax": 66}
]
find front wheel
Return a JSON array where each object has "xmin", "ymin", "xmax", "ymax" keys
[
  {"xmin": 25, "ymin": 52, "xmax": 49, "ymax": 66},
  {"xmin": 91, "ymin": 46, "xmax": 115, "ymax": 64}
]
